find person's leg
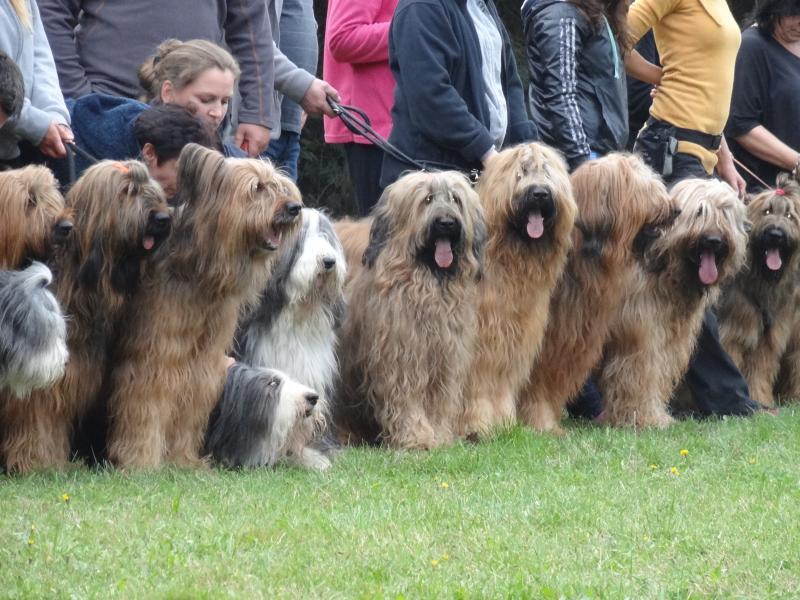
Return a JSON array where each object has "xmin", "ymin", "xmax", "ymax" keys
[
  {"xmin": 263, "ymin": 131, "xmax": 300, "ymax": 182},
  {"xmin": 567, "ymin": 379, "xmax": 604, "ymax": 420},
  {"xmin": 344, "ymin": 143, "xmax": 385, "ymax": 217}
]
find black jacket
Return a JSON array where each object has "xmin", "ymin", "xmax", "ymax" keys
[
  {"xmin": 522, "ymin": 0, "xmax": 627, "ymax": 170},
  {"xmin": 381, "ymin": 0, "xmax": 537, "ymax": 187}
]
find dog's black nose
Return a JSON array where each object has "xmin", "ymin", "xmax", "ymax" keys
[
  {"xmin": 55, "ymin": 219, "xmax": 73, "ymax": 237},
  {"xmin": 699, "ymin": 235, "xmax": 723, "ymax": 252},
  {"xmin": 434, "ymin": 217, "xmax": 457, "ymax": 232},
  {"xmin": 322, "ymin": 257, "xmax": 336, "ymax": 271},
  {"xmin": 531, "ymin": 185, "xmax": 552, "ymax": 204},
  {"xmin": 151, "ymin": 211, "xmax": 171, "ymax": 230},
  {"xmin": 305, "ymin": 392, "xmax": 318, "ymax": 407},
  {"xmin": 285, "ymin": 202, "xmax": 302, "ymax": 217},
  {"xmin": 766, "ymin": 227, "xmax": 785, "ymax": 246}
]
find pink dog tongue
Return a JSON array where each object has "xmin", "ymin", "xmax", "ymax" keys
[
  {"xmin": 434, "ymin": 238, "xmax": 453, "ymax": 268},
  {"xmin": 766, "ymin": 248, "xmax": 783, "ymax": 271},
  {"xmin": 699, "ymin": 251, "xmax": 718, "ymax": 285},
  {"xmin": 143, "ymin": 235, "xmax": 155, "ymax": 250},
  {"xmin": 527, "ymin": 211, "xmax": 544, "ymax": 239}
]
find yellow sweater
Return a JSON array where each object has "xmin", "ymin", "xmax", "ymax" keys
[{"xmin": 628, "ymin": 0, "xmax": 741, "ymax": 173}]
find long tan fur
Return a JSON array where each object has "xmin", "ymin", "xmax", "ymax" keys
[
  {"xmin": 600, "ymin": 179, "xmax": 748, "ymax": 427},
  {"xmin": 516, "ymin": 153, "xmax": 678, "ymax": 433},
  {"xmin": 1, "ymin": 161, "xmax": 170, "ymax": 473},
  {"xmin": 336, "ymin": 171, "xmax": 486, "ymax": 449},
  {"xmin": 106, "ymin": 145, "xmax": 303, "ymax": 469},
  {"xmin": 461, "ymin": 142, "xmax": 576, "ymax": 437},
  {"xmin": 333, "ymin": 216, "xmax": 372, "ymax": 285},
  {"xmin": 718, "ymin": 176, "xmax": 800, "ymax": 408}
]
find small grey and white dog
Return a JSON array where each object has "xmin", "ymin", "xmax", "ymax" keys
[
  {"xmin": 205, "ymin": 363, "xmax": 326, "ymax": 469},
  {"xmin": 234, "ymin": 208, "xmax": 346, "ymax": 467},
  {"xmin": 0, "ymin": 262, "xmax": 68, "ymax": 398}
]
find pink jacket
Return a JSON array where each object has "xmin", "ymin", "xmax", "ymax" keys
[{"xmin": 323, "ymin": 0, "xmax": 398, "ymax": 144}]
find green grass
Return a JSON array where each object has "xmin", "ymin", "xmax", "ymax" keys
[{"xmin": 2, "ymin": 409, "xmax": 799, "ymax": 599}]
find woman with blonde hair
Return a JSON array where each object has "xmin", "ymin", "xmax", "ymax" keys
[{"xmin": 0, "ymin": 0, "xmax": 72, "ymax": 165}]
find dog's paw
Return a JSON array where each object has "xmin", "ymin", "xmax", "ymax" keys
[{"xmin": 296, "ymin": 447, "xmax": 332, "ymax": 471}]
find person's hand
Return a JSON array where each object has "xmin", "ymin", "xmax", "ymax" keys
[
  {"xmin": 717, "ymin": 157, "xmax": 746, "ymax": 198},
  {"xmin": 234, "ymin": 123, "xmax": 271, "ymax": 157},
  {"xmin": 300, "ymin": 79, "xmax": 340, "ymax": 117},
  {"xmin": 38, "ymin": 121, "xmax": 68, "ymax": 158},
  {"xmin": 649, "ymin": 85, "xmax": 658, "ymax": 99}
]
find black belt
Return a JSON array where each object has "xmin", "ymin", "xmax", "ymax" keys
[{"xmin": 646, "ymin": 118, "xmax": 722, "ymax": 151}]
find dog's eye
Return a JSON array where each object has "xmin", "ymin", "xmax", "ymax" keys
[
  {"xmin": 26, "ymin": 195, "xmax": 36, "ymax": 208},
  {"xmin": 764, "ymin": 208, "xmax": 772, "ymax": 215},
  {"xmin": 425, "ymin": 194, "xmax": 434, "ymax": 204},
  {"xmin": 268, "ymin": 378, "xmax": 280, "ymax": 388},
  {"xmin": 255, "ymin": 182, "xmax": 266, "ymax": 193},
  {"xmin": 696, "ymin": 206, "xmax": 703, "ymax": 217},
  {"xmin": 452, "ymin": 193, "xmax": 462, "ymax": 207}
]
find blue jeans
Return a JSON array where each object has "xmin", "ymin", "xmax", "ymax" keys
[{"xmin": 263, "ymin": 131, "xmax": 301, "ymax": 182}]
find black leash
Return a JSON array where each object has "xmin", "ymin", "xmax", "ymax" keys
[{"xmin": 65, "ymin": 141, "xmax": 100, "ymax": 185}]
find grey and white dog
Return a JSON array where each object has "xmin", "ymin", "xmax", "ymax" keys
[
  {"xmin": 0, "ymin": 262, "xmax": 68, "ymax": 398},
  {"xmin": 234, "ymin": 208, "xmax": 346, "ymax": 468},
  {"xmin": 205, "ymin": 363, "xmax": 324, "ymax": 469}
]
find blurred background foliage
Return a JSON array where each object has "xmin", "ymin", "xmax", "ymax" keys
[{"xmin": 299, "ymin": 0, "xmax": 756, "ymax": 216}]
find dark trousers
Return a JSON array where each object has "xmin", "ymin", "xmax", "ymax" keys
[
  {"xmin": 635, "ymin": 124, "xmax": 761, "ymax": 416},
  {"xmin": 344, "ymin": 143, "xmax": 384, "ymax": 217}
]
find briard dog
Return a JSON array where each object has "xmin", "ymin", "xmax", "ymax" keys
[
  {"xmin": 516, "ymin": 153, "xmax": 679, "ymax": 433},
  {"xmin": 600, "ymin": 178, "xmax": 748, "ymax": 427},
  {"xmin": 461, "ymin": 142, "xmax": 577, "ymax": 438},
  {"xmin": 0, "ymin": 165, "xmax": 73, "ymax": 268},
  {"xmin": 1, "ymin": 161, "xmax": 171, "ymax": 473},
  {"xmin": 718, "ymin": 176, "xmax": 800, "ymax": 408},
  {"xmin": 336, "ymin": 171, "xmax": 486, "ymax": 449},
  {"xmin": 334, "ymin": 216, "xmax": 371, "ymax": 285},
  {"xmin": 204, "ymin": 363, "xmax": 324, "ymax": 469},
  {"xmin": 234, "ymin": 208, "xmax": 346, "ymax": 469},
  {"xmin": 106, "ymin": 144, "xmax": 302, "ymax": 469}
]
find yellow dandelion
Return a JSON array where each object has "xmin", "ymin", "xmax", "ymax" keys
[
  {"xmin": 670, "ymin": 466, "xmax": 679, "ymax": 475},
  {"xmin": 27, "ymin": 538, "xmax": 34, "ymax": 546},
  {"xmin": 439, "ymin": 482, "xmax": 449, "ymax": 489},
  {"xmin": 649, "ymin": 464, "xmax": 658, "ymax": 470},
  {"xmin": 30, "ymin": 524, "xmax": 36, "ymax": 531},
  {"xmin": 61, "ymin": 493, "xmax": 70, "ymax": 503},
  {"xmin": 679, "ymin": 449, "xmax": 689, "ymax": 457},
  {"xmin": 430, "ymin": 559, "xmax": 439, "ymax": 567},
  {"xmin": 748, "ymin": 457, "xmax": 757, "ymax": 465},
  {"xmin": 442, "ymin": 553, "xmax": 450, "ymax": 561}
]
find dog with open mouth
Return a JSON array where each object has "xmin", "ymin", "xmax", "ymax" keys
[
  {"xmin": 234, "ymin": 208, "xmax": 346, "ymax": 470},
  {"xmin": 204, "ymin": 363, "xmax": 325, "ymax": 469},
  {"xmin": 105, "ymin": 144, "xmax": 302, "ymax": 469},
  {"xmin": 461, "ymin": 142, "xmax": 577, "ymax": 438},
  {"xmin": 718, "ymin": 174, "xmax": 800, "ymax": 408},
  {"xmin": 0, "ymin": 161, "xmax": 171, "ymax": 473},
  {"xmin": 336, "ymin": 170, "xmax": 486, "ymax": 449},
  {"xmin": 599, "ymin": 178, "xmax": 748, "ymax": 428}
]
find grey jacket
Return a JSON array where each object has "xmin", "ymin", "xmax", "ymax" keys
[
  {"xmin": 38, "ymin": 0, "xmax": 275, "ymax": 129},
  {"xmin": 276, "ymin": 0, "xmax": 317, "ymax": 135},
  {"xmin": 269, "ymin": 0, "xmax": 315, "ymax": 137},
  {"xmin": 0, "ymin": 0, "xmax": 69, "ymax": 160}
]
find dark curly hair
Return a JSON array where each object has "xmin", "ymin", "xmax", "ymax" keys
[
  {"xmin": 133, "ymin": 104, "xmax": 218, "ymax": 164},
  {"xmin": 749, "ymin": 0, "xmax": 800, "ymax": 36},
  {"xmin": 0, "ymin": 51, "xmax": 24, "ymax": 121},
  {"xmin": 570, "ymin": 0, "xmax": 631, "ymax": 53}
]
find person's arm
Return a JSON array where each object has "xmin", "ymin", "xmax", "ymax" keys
[
  {"xmin": 523, "ymin": 6, "xmax": 589, "ymax": 169},
  {"xmin": 326, "ymin": 0, "xmax": 391, "ymax": 65},
  {"xmin": 716, "ymin": 135, "xmax": 746, "ymax": 197},
  {"xmin": 390, "ymin": 3, "xmax": 495, "ymax": 165},
  {"xmin": 38, "ymin": 0, "xmax": 93, "ymax": 99},
  {"xmin": 224, "ymin": 0, "xmax": 275, "ymax": 155},
  {"xmin": 735, "ymin": 126, "xmax": 800, "ymax": 173},
  {"xmin": 498, "ymin": 5, "xmax": 537, "ymax": 144},
  {"xmin": 626, "ymin": 0, "xmax": 680, "ymax": 45},
  {"xmin": 624, "ymin": 49, "xmax": 662, "ymax": 85}
]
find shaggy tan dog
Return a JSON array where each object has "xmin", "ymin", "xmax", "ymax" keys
[
  {"xmin": 333, "ymin": 217, "xmax": 371, "ymax": 284},
  {"xmin": 718, "ymin": 177, "xmax": 800, "ymax": 408},
  {"xmin": 600, "ymin": 179, "xmax": 748, "ymax": 428},
  {"xmin": 461, "ymin": 142, "xmax": 577, "ymax": 437},
  {"xmin": 516, "ymin": 153, "xmax": 678, "ymax": 433},
  {"xmin": 1, "ymin": 161, "xmax": 170, "ymax": 473},
  {"xmin": 336, "ymin": 171, "xmax": 486, "ymax": 449},
  {"xmin": 776, "ymin": 289, "xmax": 800, "ymax": 403},
  {"xmin": 106, "ymin": 145, "xmax": 302, "ymax": 469},
  {"xmin": 0, "ymin": 165, "xmax": 73, "ymax": 268}
]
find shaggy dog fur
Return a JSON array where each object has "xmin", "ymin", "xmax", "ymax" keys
[
  {"xmin": 461, "ymin": 142, "xmax": 577, "ymax": 437},
  {"xmin": 336, "ymin": 171, "xmax": 486, "ymax": 450},
  {"xmin": 106, "ymin": 145, "xmax": 302, "ymax": 469},
  {"xmin": 516, "ymin": 153, "xmax": 679, "ymax": 433},
  {"xmin": 0, "ymin": 263, "xmax": 68, "ymax": 398},
  {"xmin": 204, "ymin": 363, "xmax": 323, "ymax": 469},
  {"xmin": 718, "ymin": 176, "xmax": 800, "ymax": 408},
  {"xmin": 0, "ymin": 165, "xmax": 73, "ymax": 269},
  {"xmin": 234, "ymin": 208, "xmax": 346, "ymax": 469},
  {"xmin": 599, "ymin": 179, "xmax": 748, "ymax": 427},
  {"xmin": 776, "ymin": 288, "xmax": 800, "ymax": 403},
  {"xmin": 0, "ymin": 161, "xmax": 171, "ymax": 473}
]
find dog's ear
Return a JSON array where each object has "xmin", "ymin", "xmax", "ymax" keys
[
  {"xmin": 332, "ymin": 293, "xmax": 347, "ymax": 330},
  {"xmin": 77, "ymin": 238, "xmax": 103, "ymax": 290},
  {"xmin": 172, "ymin": 143, "xmax": 226, "ymax": 206},
  {"xmin": 363, "ymin": 206, "xmax": 393, "ymax": 268}
]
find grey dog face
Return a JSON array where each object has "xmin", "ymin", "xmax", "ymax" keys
[
  {"xmin": 0, "ymin": 262, "xmax": 68, "ymax": 397},
  {"xmin": 204, "ymin": 363, "xmax": 320, "ymax": 468}
]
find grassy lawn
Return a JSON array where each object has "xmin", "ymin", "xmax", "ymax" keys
[{"xmin": 2, "ymin": 408, "xmax": 799, "ymax": 599}]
